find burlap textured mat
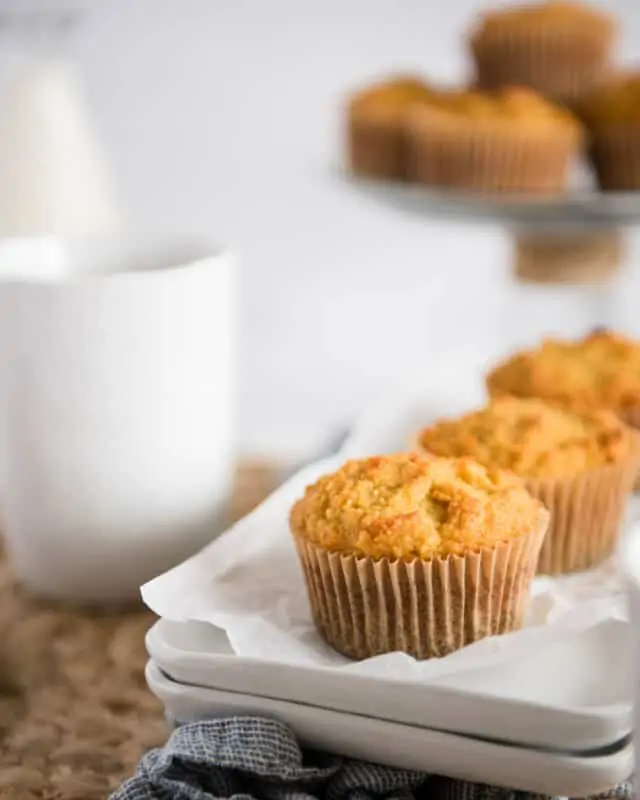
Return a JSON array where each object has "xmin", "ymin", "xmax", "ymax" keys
[{"xmin": 0, "ymin": 460, "xmax": 280, "ymax": 800}]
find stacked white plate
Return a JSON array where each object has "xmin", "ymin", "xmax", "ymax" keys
[
  {"xmin": 143, "ymin": 365, "xmax": 639, "ymax": 798},
  {"xmin": 146, "ymin": 617, "xmax": 633, "ymax": 797}
]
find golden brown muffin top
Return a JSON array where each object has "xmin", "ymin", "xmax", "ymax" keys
[
  {"xmin": 471, "ymin": 1, "xmax": 615, "ymax": 36},
  {"xmin": 348, "ymin": 76, "xmax": 433, "ymax": 114},
  {"xmin": 486, "ymin": 330, "xmax": 640, "ymax": 412},
  {"xmin": 579, "ymin": 74, "xmax": 640, "ymax": 127},
  {"xmin": 416, "ymin": 397, "xmax": 633, "ymax": 479},
  {"xmin": 290, "ymin": 453, "xmax": 546, "ymax": 561},
  {"xmin": 408, "ymin": 86, "xmax": 580, "ymax": 134}
]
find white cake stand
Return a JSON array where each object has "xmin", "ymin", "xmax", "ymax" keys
[{"xmin": 346, "ymin": 175, "xmax": 640, "ymax": 229}]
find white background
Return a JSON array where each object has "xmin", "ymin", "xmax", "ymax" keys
[{"xmin": 11, "ymin": 0, "xmax": 640, "ymax": 455}]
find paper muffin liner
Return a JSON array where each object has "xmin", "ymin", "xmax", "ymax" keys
[
  {"xmin": 293, "ymin": 516, "xmax": 548, "ymax": 661},
  {"xmin": 513, "ymin": 230, "xmax": 623, "ymax": 285},
  {"xmin": 406, "ymin": 112, "xmax": 578, "ymax": 193},
  {"xmin": 347, "ymin": 112, "xmax": 409, "ymax": 180},
  {"xmin": 470, "ymin": 28, "xmax": 614, "ymax": 105},
  {"xmin": 588, "ymin": 125, "xmax": 640, "ymax": 191},
  {"xmin": 620, "ymin": 408, "xmax": 640, "ymax": 491},
  {"xmin": 524, "ymin": 442, "xmax": 640, "ymax": 575}
]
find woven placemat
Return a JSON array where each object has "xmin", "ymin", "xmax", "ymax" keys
[{"xmin": 0, "ymin": 460, "xmax": 281, "ymax": 800}]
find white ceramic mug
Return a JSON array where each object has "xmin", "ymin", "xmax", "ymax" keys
[{"xmin": 0, "ymin": 236, "xmax": 235, "ymax": 602}]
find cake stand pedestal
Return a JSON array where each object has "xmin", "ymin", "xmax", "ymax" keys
[{"xmin": 513, "ymin": 229, "xmax": 623, "ymax": 285}]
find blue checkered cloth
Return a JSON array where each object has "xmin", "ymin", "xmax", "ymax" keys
[{"xmin": 110, "ymin": 716, "xmax": 632, "ymax": 800}]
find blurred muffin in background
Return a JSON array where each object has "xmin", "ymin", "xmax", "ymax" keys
[
  {"xmin": 416, "ymin": 397, "xmax": 638, "ymax": 574},
  {"xmin": 579, "ymin": 74, "xmax": 640, "ymax": 190},
  {"xmin": 488, "ymin": 330, "xmax": 640, "ymax": 492},
  {"xmin": 486, "ymin": 329, "xmax": 640, "ymax": 436},
  {"xmin": 346, "ymin": 76, "xmax": 433, "ymax": 180},
  {"xmin": 469, "ymin": 1, "xmax": 617, "ymax": 105},
  {"xmin": 290, "ymin": 453, "xmax": 548, "ymax": 660},
  {"xmin": 406, "ymin": 86, "xmax": 582, "ymax": 193},
  {"xmin": 486, "ymin": 329, "xmax": 640, "ymax": 491}
]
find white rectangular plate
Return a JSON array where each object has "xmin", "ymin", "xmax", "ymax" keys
[
  {"xmin": 146, "ymin": 660, "xmax": 633, "ymax": 798},
  {"xmin": 146, "ymin": 616, "xmax": 632, "ymax": 753}
]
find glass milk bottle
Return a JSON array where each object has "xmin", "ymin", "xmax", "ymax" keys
[{"xmin": 0, "ymin": 4, "xmax": 123, "ymax": 236}]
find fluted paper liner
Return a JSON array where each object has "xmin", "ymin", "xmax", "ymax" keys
[
  {"xmin": 293, "ymin": 515, "xmax": 547, "ymax": 661},
  {"xmin": 406, "ymin": 110, "xmax": 577, "ymax": 193},
  {"xmin": 589, "ymin": 125, "xmax": 640, "ymax": 191},
  {"xmin": 347, "ymin": 112, "xmax": 409, "ymax": 180},
  {"xmin": 620, "ymin": 408, "xmax": 640, "ymax": 491},
  {"xmin": 525, "ymin": 442, "xmax": 640, "ymax": 575},
  {"xmin": 470, "ymin": 28, "xmax": 614, "ymax": 105}
]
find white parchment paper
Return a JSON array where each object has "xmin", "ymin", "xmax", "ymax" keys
[{"xmin": 142, "ymin": 369, "xmax": 639, "ymax": 683}]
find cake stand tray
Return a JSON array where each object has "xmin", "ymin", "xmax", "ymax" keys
[{"xmin": 346, "ymin": 174, "xmax": 640, "ymax": 229}]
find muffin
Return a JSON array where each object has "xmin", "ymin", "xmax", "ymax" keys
[
  {"xmin": 468, "ymin": 1, "xmax": 617, "ymax": 106},
  {"xmin": 487, "ymin": 329, "xmax": 640, "ymax": 492},
  {"xmin": 290, "ymin": 453, "xmax": 548, "ymax": 660},
  {"xmin": 406, "ymin": 86, "xmax": 582, "ymax": 193},
  {"xmin": 486, "ymin": 330, "xmax": 640, "ymax": 430},
  {"xmin": 346, "ymin": 76, "xmax": 433, "ymax": 180},
  {"xmin": 579, "ymin": 74, "xmax": 640, "ymax": 190},
  {"xmin": 416, "ymin": 397, "xmax": 638, "ymax": 574}
]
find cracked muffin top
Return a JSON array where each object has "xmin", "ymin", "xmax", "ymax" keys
[
  {"xmin": 290, "ymin": 453, "xmax": 546, "ymax": 561},
  {"xmin": 486, "ymin": 330, "xmax": 640, "ymax": 413},
  {"xmin": 348, "ymin": 76, "xmax": 433, "ymax": 118},
  {"xmin": 416, "ymin": 397, "xmax": 633, "ymax": 479}
]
